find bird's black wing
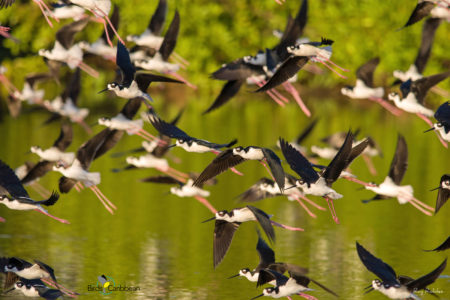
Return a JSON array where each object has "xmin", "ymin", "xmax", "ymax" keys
[
  {"xmin": 255, "ymin": 231, "xmax": 275, "ymax": 271},
  {"xmin": 53, "ymin": 122, "xmax": 73, "ymax": 151},
  {"xmin": 412, "ymin": 71, "xmax": 450, "ymax": 104},
  {"xmin": 55, "ymin": 18, "xmax": 89, "ymax": 49},
  {"xmin": 388, "ymin": 134, "xmax": 408, "ymax": 185},
  {"xmin": 415, "ymin": 18, "xmax": 441, "ymax": 74},
  {"xmin": 3, "ymin": 272, "xmax": 18, "ymax": 289},
  {"xmin": 279, "ymin": 138, "xmax": 319, "ymax": 184},
  {"xmin": 356, "ymin": 242, "xmax": 399, "ymax": 285},
  {"xmin": 0, "ymin": 0, "xmax": 15, "ymax": 9},
  {"xmin": 58, "ymin": 176, "xmax": 77, "ymax": 194},
  {"xmin": 213, "ymin": 220, "xmax": 240, "ymax": 268},
  {"xmin": 295, "ymin": 118, "xmax": 318, "ymax": 145},
  {"xmin": 32, "ymin": 191, "xmax": 59, "ymax": 206},
  {"xmin": 34, "ymin": 260, "xmax": 57, "ymax": 281},
  {"xmin": 323, "ymin": 130, "xmax": 353, "ymax": 185},
  {"xmin": 247, "ymin": 205, "xmax": 275, "ymax": 244},
  {"xmin": 309, "ymin": 278, "xmax": 339, "ymax": 297},
  {"xmin": 344, "ymin": 138, "xmax": 369, "ymax": 169},
  {"xmin": 193, "ymin": 149, "xmax": 246, "ymax": 187},
  {"xmin": 21, "ymin": 161, "xmax": 54, "ymax": 185},
  {"xmin": 193, "ymin": 138, "xmax": 237, "ymax": 150},
  {"xmin": 237, "ymin": 178, "xmax": 277, "ymax": 202},
  {"xmin": 262, "ymin": 148, "xmax": 285, "ymax": 191},
  {"xmin": 435, "ymin": 175, "xmax": 450, "ymax": 214},
  {"xmin": 0, "ymin": 160, "xmax": 29, "ymax": 198},
  {"xmin": 140, "ymin": 175, "xmax": 183, "ymax": 186},
  {"xmin": 116, "ymin": 42, "xmax": 136, "ymax": 87},
  {"xmin": 76, "ymin": 129, "xmax": 111, "ymax": 169},
  {"xmin": 40, "ymin": 288, "xmax": 64, "ymax": 300},
  {"xmin": 401, "ymin": 1, "xmax": 435, "ymax": 28},
  {"xmin": 119, "ymin": 98, "xmax": 142, "ymax": 120},
  {"xmin": 101, "ymin": 5, "xmax": 119, "ymax": 44},
  {"xmin": 203, "ymin": 80, "xmax": 243, "ymax": 114},
  {"xmin": 257, "ymin": 269, "xmax": 288, "ymax": 287},
  {"xmin": 356, "ymin": 57, "xmax": 380, "ymax": 88},
  {"xmin": 148, "ymin": 112, "xmax": 191, "ymax": 139},
  {"xmin": 256, "ymin": 56, "xmax": 309, "ymax": 92},
  {"xmin": 406, "ymin": 259, "xmax": 447, "ymax": 291},
  {"xmin": 425, "ymin": 236, "xmax": 450, "ymax": 252},
  {"xmin": 434, "ymin": 102, "xmax": 450, "ymax": 125},
  {"xmin": 211, "ymin": 59, "xmax": 263, "ymax": 81},
  {"xmin": 25, "ymin": 73, "xmax": 52, "ymax": 88},
  {"xmin": 148, "ymin": 0, "xmax": 167, "ymax": 35},
  {"xmin": 135, "ymin": 73, "xmax": 183, "ymax": 93},
  {"xmin": 93, "ymin": 130, "xmax": 124, "ymax": 161},
  {"xmin": 159, "ymin": 10, "xmax": 179, "ymax": 61}
]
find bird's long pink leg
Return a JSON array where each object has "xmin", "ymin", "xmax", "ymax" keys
[
  {"xmin": 409, "ymin": 196, "xmax": 435, "ymax": 212},
  {"xmin": 417, "ymin": 113, "xmax": 448, "ymax": 147},
  {"xmin": 92, "ymin": 185, "xmax": 116, "ymax": 210},
  {"xmin": 167, "ymin": 167, "xmax": 189, "ymax": 178},
  {"xmin": 167, "ymin": 153, "xmax": 182, "ymax": 164},
  {"xmin": 34, "ymin": 209, "xmax": 70, "ymax": 224},
  {"xmin": 0, "ymin": 216, "xmax": 5, "ymax": 222},
  {"xmin": 431, "ymin": 86, "xmax": 450, "ymax": 98},
  {"xmin": 299, "ymin": 194, "xmax": 326, "ymax": 210},
  {"xmin": 0, "ymin": 26, "xmax": 11, "ymax": 39},
  {"xmin": 94, "ymin": 6, "xmax": 125, "ymax": 46},
  {"xmin": 172, "ymin": 52, "xmax": 189, "ymax": 66},
  {"xmin": 406, "ymin": 198, "xmax": 433, "ymax": 216},
  {"xmin": 156, "ymin": 167, "xmax": 186, "ymax": 183},
  {"xmin": 318, "ymin": 55, "xmax": 350, "ymax": 72},
  {"xmin": 77, "ymin": 61, "xmax": 99, "ymax": 78},
  {"xmin": 74, "ymin": 183, "xmax": 81, "ymax": 192},
  {"xmin": 324, "ymin": 196, "xmax": 339, "ymax": 224},
  {"xmin": 41, "ymin": 279, "xmax": 78, "ymax": 297},
  {"xmin": 211, "ymin": 150, "xmax": 243, "ymax": 176},
  {"xmin": 260, "ymin": 160, "xmax": 276, "ymax": 182},
  {"xmin": 260, "ymin": 80, "xmax": 289, "ymax": 103},
  {"xmin": 270, "ymin": 220, "xmax": 304, "ymax": 231},
  {"xmin": 250, "ymin": 77, "xmax": 284, "ymax": 106},
  {"xmin": 362, "ymin": 154, "xmax": 377, "ymax": 175},
  {"xmin": 137, "ymin": 128, "xmax": 158, "ymax": 140},
  {"xmin": 343, "ymin": 176, "xmax": 376, "ymax": 187},
  {"xmin": 0, "ymin": 75, "xmax": 20, "ymax": 94},
  {"xmin": 169, "ymin": 56, "xmax": 186, "ymax": 69},
  {"xmin": 76, "ymin": 182, "xmax": 85, "ymax": 190},
  {"xmin": 167, "ymin": 72, "xmax": 197, "ymax": 89},
  {"xmin": 89, "ymin": 186, "xmax": 114, "ymax": 214},
  {"xmin": 30, "ymin": 182, "xmax": 51, "ymax": 198},
  {"xmin": 74, "ymin": 119, "xmax": 92, "ymax": 134},
  {"xmin": 33, "ymin": 0, "xmax": 55, "ymax": 27},
  {"xmin": 314, "ymin": 57, "xmax": 347, "ymax": 79},
  {"xmin": 135, "ymin": 131, "xmax": 153, "ymax": 142},
  {"xmin": 368, "ymin": 97, "xmax": 403, "ymax": 116},
  {"xmin": 194, "ymin": 195, "xmax": 217, "ymax": 214},
  {"xmin": 298, "ymin": 293, "xmax": 318, "ymax": 300},
  {"xmin": 282, "ymin": 81, "xmax": 311, "ymax": 117},
  {"xmin": 291, "ymin": 194, "xmax": 316, "ymax": 218}
]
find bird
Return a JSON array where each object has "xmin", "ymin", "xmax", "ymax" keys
[
  {"xmin": 424, "ymin": 101, "xmax": 450, "ymax": 144},
  {"xmin": 252, "ymin": 265, "xmax": 337, "ymax": 299},
  {"xmin": 0, "ymin": 257, "xmax": 77, "ymax": 296},
  {"xmin": 400, "ymin": 0, "xmax": 449, "ymax": 28},
  {"xmin": 4, "ymin": 278, "xmax": 64, "ymax": 299},
  {"xmin": 341, "ymin": 57, "xmax": 401, "ymax": 116},
  {"xmin": 0, "ymin": 0, "xmax": 60, "ymax": 28},
  {"xmin": 363, "ymin": 134, "xmax": 435, "ymax": 215},
  {"xmin": 356, "ymin": 241, "xmax": 447, "ymax": 299},
  {"xmin": 193, "ymin": 145, "xmax": 285, "ymax": 192},
  {"xmin": 279, "ymin": 131, "xmax": 368, "ymax": 223},
  {"xmin": 203, "ymin": 205, "xmax": 303, "ymax": 268},
  {"xmin": 48, "ymin": 1, "xmax": 86, "ymax": 21},
  {"xmin": 99, "ymin": 42, "xmax": 183, "ymax": 107},
  {"xmin": 38, "ymin": 18, "xmax": 98, "ymax": 78},
  {"xmin": 0, "ymin": 159, "xmax": 68, "ymax": 224},
  {"xmin": 430, "ymin": 173, "xmax": 449, "ymax": 214},
  {"xmin": 424, "ymin": 236, "xmax": 450, "ymax": 252},
  {"xmin": 53, "ymin": 127, "xmax": 124, "ymax": 214},
  {"xmin": 12, "ymin": 72, "xmax": 51, "ymax": 105},
  {"xmin": 141, "ymin": 175, "xmax": 216, "ymax": 212}
]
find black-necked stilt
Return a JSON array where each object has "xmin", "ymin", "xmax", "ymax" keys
[
  {"xmin": 68, "ymin": 0, "xmax": 124, "ymax": 47},
  {"xmin": 13, "ymin": 73, "xmax": 51, "ymax": 105},
  {"xmin": 203, "ymin": 205, "xmax": 303, "ymax": 268},
  {"xmin": 78, "ymin": 4, "xmax": 119, "ymax": 60},
  {"xmin": 228, "ymin": 231, "xmax": 276, "ymax": 283},
  {"xmin": 48, "ymin": 1, "xmax": 86, "ymax": 21},
  {"xmin": 356, "ymin": 241, "xmax": 447, "ymax": 299},
  {"xmin": 140, "ymin": 174, "xmax": 216, "ymax": 213},
  {"xmin": 0, "ymin": 160, "xmax": 68, "ymax": 224},
  {"xmin": 424, "ymin": 101, "xmax": 450, "ymax": 145},
  {"xmin": 401, "ymin": 0, "xmax": 449, "ymax": 28},
  {"xmin": 193, "ymin": 146, "xmax": 285, "ymax": 192},
  {"xmin": 38, "ymin": 18, "xmax": 98, "ymax": 77},
  {"xmin": 1, "ymin": 257, "xmax": 77, "ymax": 296},
  {"xmin": 53, "ymin": 128, "xmax": 123, "ymax": 214},
  {"xmin": 363, "ymin": 134, "xmax": 435, "ymax": 215},
  {"xmin": 4, "ymin": 278, "xmax": 65, "ymax": 299},
  {"xmin": 237, "ymin": 175, "xmax": 325, "ymax": 218},
  {"xmin": 253, "ymin": 266, "xmax": 338, "ymax": 299},
  {"xmin": 0, "ymin": 0, "xmax": 60, "ymax": 27},
  {"xmin": 341, "ymin": 57, "xmax": 401, "ymax": 116},
  {"xmin": 279, "ymin": 131, "xmax": 367, "ymax": 223},
  {"xmin": 425, "ymin": 236, "xmax": 450, "ymax": 252},
  {"xmin": 99, "ymin": 42, "xmax": 182, "ymax": 107},
  {"xmin": 431, "ymin": 173, "xmax": 449, "ymax": 214}
]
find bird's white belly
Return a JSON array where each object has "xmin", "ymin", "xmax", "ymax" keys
[
  {"xmin": 126, "ymin": 155, "xmax": 169, "ymax": 170},
  {"xmin": 310, "ymin": 146, "xmax": 337, "ymax": 159},
  {"xmin": 179, "ymin": 142, "xmax": 212, "ymax": 153}
]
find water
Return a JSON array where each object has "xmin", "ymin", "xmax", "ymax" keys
[{"xmin": 0, "ymin": 91, "xmax": 449, "ymax": 299}]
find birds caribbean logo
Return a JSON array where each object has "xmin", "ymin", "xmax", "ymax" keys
[{"xmin": 97, "ymin": 274, "xmax": 115, "ymax": 295}]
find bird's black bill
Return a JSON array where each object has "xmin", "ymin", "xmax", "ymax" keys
[
  {"xmin": 430, "ymin": 186, "xmax": 440, "ymax": 191},
  {"xmin": 250, "ymin": 293, "xmax": 264, "ymax": 300},
  {"xmin": 201, "ymin": 216, "xmax": 216, "ymax": 223},
  {"xmin": 423, "ymin": 127, "xmax": 435, "ymax": 133},
  {"xmin": 98, "ymin": 88, "xmax": 109, "ymax": 94},
  {"xmin": 3, "ymin": 287, "xmax": 15, "ymax": 294},
  {"xmin": 167, "ymin": 144, "xmax": 177, "ymax": 148},
  {"xmin": 227, "ymin": 274, "xmax": 240, "ymax": 279}
]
